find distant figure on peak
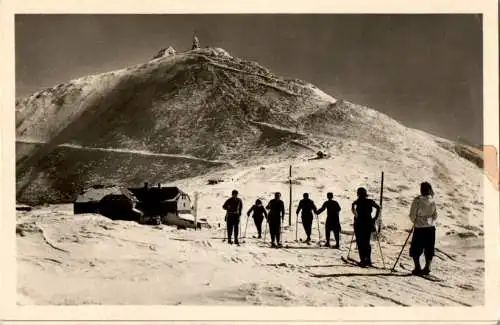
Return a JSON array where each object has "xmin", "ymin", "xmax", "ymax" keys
[{"xmin": 192, "ymin": 32, "xmax": 200, "ymax": 50}]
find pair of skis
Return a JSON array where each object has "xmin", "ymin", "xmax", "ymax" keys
[{"xmin": 339, "ymin": 256, "xmax": 442, "ymax": 282}]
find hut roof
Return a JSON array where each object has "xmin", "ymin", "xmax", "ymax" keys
[
  {"xmin": 75, "ymin": 186, "xmax": 137, "ymax": 203},
  {"xmin": 128, "ymin": 186, "xmax": 188, "ymax": 202}
]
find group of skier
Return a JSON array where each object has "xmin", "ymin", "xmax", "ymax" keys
[{"xmin": 222, "ymin": 181, "xmax": 438, "ymax": 276}]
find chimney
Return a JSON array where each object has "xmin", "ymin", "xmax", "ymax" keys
[
  {"xmin": 158, "ymin": 183, "xmax": 161, "ymax": 188},
  {"xmin": 144, "ymin": 182, "xmax": 149, "ymax": 189}
]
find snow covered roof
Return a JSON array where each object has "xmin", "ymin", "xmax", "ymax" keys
[{"xmin": 75, "ymin": 186, "xmax": 137, "ymax": 203}]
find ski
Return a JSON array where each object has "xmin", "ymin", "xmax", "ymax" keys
[
  {"xmin": 341, "ymin": 256, "xmax": 383, "ymax": 269},
  {"xmin": 298, "ymin": 238, "xmax": 311, "ymax": 245},
  {"xmin": 341, "ymin": 256, "xmax": 363, "ymax": 267},
  {"xmin": 419, "ymin": 273, "xmax": 443, "ymax": 282},
  {"xmin": 398, "ymin": 263, "xmax": 443, "ymax": 282}
]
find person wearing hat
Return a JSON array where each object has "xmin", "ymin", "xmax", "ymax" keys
[
  {"xmin": 351, "ymin": 187, "xmax": 381, "ymax": 266},
  {"xmin": 222, "ymin": 190, "xmax": 243, "ymax": 245}
]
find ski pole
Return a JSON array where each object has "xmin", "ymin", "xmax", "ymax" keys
[
  {"xmin": 391, "ymin": 226, "xmax": 414, "ymax": 271},
  {"xmin": 280, "ymin": 219, "xmax": 283, "ymax": 245},
  {"xmin": 347, "ymin": 235, "xmax": 354, "ymax": 258},
  {"xmin": 243, "ymin": 214, "xmax": 249, "ymax": 238},
  {"xmin": 223, "ymin": 212, "xmax": 228, "ymax": 242},
  {"xmin": 263, "ymin": 218, "xmax": 268, "ymax": 242},
  {"xmin": 295, "ymin": 213, "xmax": 299, "ymax": 241},
  {"xmin": 374, "ymin": 231, "xmax": 386, "ymax": 269},
  {"xmin": 346, "ymin": 219, "xmax": 356, "ymax": 259},
  {"xmin": 238, "ymin": 220, "xmax": 241, "ymax": 243},
  {"xmin": 315, "ymin": 213, "xmax": 321, "ymax": 243},
  {"xmin": 346, "ymin": 231, "xmax": 355, "ymax": 259}
]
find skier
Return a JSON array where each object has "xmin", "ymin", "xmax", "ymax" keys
[
  {"xmin": 316, "ymin": 192, "xmax": 342, "ymax": 248},
  {"xmin": 266, "ymin": 192, "xmax": 285, "ymax": 247},
  {"xmin": 351, "ymin": 187, "xmax": 381, "ymax": 267},
  {"xmin": 222, "ymin": 190, "xmax": 243, "ymax": 245},
  {"xmin": 408, "ymin": 182, "xmax": 438, "ymax": 275},
  {"xmin": 296, "ymin": 193, "xmax": 318, "ymax": 244},
  {"xmin": 247, "ymin": 199, "xmax": 268, "ymax": 238}
]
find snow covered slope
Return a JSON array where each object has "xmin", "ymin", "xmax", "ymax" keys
[{"xmin": 17, "ymin": 151, "xmax": 484, "ymax": 306}]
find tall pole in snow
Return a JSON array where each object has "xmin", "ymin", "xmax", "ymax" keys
[
  {"xmin": 194, "ymin": 192, "xmax": 199, "ymax": 230},
  {"xmin": 289, "ymin": 165, "xmax": 292, "ymax": 227},
  {"xmin": 378, "ymin": 171, "xmax": 384, "ymax": 234}
]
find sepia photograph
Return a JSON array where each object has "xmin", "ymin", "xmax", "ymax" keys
[{"xmin": 4, "ymin": 2, "xmax": 497, "ymax": 319}]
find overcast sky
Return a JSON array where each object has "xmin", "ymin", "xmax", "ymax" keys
[{"xmin": 15, "ymin": 14, "xmax": 483, "ymax": 144}]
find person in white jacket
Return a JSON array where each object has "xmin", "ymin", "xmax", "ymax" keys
[{"xmin": 408, "ymin": 182, "xmax": 438, "ymax": 275}]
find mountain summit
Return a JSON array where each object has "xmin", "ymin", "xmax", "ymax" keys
[{"xmin": 16, "ymin": 46, "xmax": 340, "ymax": 159}]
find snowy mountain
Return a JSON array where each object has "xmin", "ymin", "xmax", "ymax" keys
[
  {"xmin": 16, "ymin": 46, "xmax": 485, "ymax": 306},
  {"xmin": 16, "ymin": 46, "xmax": 481, "ymax": 205}
]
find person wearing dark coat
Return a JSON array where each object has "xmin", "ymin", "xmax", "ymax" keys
[
  {"xmin": 317, "ymin": 192, "xmax": 342, "ymax": 248},
  {"xmin": 296, "ymin": 193, "xmax": 318, "ymax": 243},
  {"xmin": 247, "ymin": 199, "xmax": 268, "ymax": 238},
  {"xmin": 222, "ymin": 190, "xmax": 243, "ymax": 245},
  {"xmin": 266, "ymin": 192, "xmax": 285, "ymax": 247},
  {"xmin": 351, "ymin": 187, "xmax": 380, "ymax": 267}
]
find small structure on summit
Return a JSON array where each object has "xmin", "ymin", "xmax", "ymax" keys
[
  {"xmin": 151, "ymin": 46, "xmax": 177, "ymax": 60},
  {"xmin": 192, "ymin": 32, "xmax": 200, "ymax": 50}
]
